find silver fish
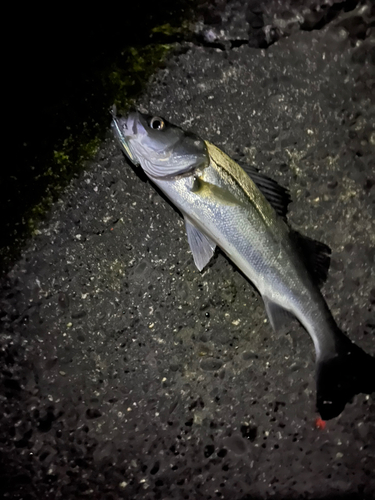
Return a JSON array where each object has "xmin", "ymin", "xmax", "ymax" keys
[{"xmin": 112, "ymin": 110, "xmax": 375, "ymax": 420}]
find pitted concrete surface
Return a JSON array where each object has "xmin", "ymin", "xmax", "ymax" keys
[{"xmin": 1, "ymin": 1, "xmax": 375, "ymax": 499}]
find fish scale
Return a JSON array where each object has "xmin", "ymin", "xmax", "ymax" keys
[{"xmin": 112, "ymin": 109, "xmax": 375, "ymax": 420}]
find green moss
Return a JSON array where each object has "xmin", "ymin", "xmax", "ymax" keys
[
  {"xmin": 53, "ymin": 150, "xmax": 70, "ymax": 166},
  {"xmin": 151, "ymin": 21, "xmax": 189, "ymax": 36},
  {"xmin": 109, "ymin": 43, "xmax": 174, "ymax": 110}
]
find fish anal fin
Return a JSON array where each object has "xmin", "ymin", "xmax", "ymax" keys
[
  {"xmin": 184, "ymin": 218, "xmax": 216, "ymax": 271},
  {"xmin": 291, "ymin": 230, "xmax": 331, "ymax": 287},
  {"xmin": 240, "ymin": 163, "xmax": 292, "ymax": 218},
  {"xmin": 263, "ymin": 297, "xmax": 293, "ymax": 332}
]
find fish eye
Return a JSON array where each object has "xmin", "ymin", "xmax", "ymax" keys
[{"xmin": 150, "ymin": 116, "xmax": 165, "ymax": 130}]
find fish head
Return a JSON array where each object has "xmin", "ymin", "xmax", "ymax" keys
[{"xmin": 111, "ymin": 109, "xmax": 209, "ymax": 179}]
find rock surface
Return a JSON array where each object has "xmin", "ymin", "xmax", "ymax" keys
[{"xmin": 1, "ymin": 1, "xmax": 375, "ymax": 499}]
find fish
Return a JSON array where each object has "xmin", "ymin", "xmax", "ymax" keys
[{"xmin": 111, "ymin": 109, "xmax": 375, "ymax": 420}]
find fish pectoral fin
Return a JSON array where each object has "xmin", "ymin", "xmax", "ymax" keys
[
  {"xmin": 184, "ymin": 218, "xmax": 216, "ymax": 271},
  {"xmin": 263, "ymin": 297, "xmax": 293, "ymax": 332}
]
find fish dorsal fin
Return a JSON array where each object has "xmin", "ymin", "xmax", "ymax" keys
[
  {"xmin": 184, "ymin": 217, "xmax": 216, "ymax": 271},
  {"xmin": 290, "ymin": 230, "xmax": 331, "ymax": 287},
  {"xmin": 205, "ymin": 141, "xmax": 272, "ymax": 217},
  {"xmin": 240, "ymin": 164, "xmax": 292, "ymax": 218},
  {"xmin": 205, "ymin": 141, "xmax": 289, "ymax": 221}
]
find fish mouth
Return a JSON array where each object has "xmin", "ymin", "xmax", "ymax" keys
[{"xmin": 111, "ymin": 106, "xmax": 137, "ymax": 163}]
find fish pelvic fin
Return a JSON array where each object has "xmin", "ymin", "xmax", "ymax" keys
[{"xmin": 316, "ymin": 328, "xmax": 375, "ymax": 420}]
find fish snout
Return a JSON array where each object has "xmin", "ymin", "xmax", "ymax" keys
[{"xmin": 111, "ymin": 108, "xmax": 139, "ymax": 163}]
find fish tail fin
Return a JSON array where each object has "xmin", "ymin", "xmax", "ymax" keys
[{"xmin": 316, "ymin": 327, "xmax": 375, "ymax": 420}]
